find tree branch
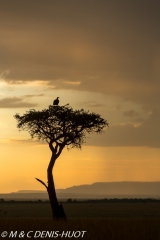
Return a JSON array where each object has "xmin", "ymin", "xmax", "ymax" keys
[
  {"xmin": 56, "ymin": 143, "xmax": 65, "ymax": 158},
  {"xmin": 49, "ymin": 139, "xmax": 55, "ymax": 152},
  {"xmin": 35, "ymin": 178, "xmax": 48, "ymax": 189}
]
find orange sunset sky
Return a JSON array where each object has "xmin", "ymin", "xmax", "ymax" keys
[{"xmin": 0, "ymin": 0, "xmax": 160, "ymax": 193}]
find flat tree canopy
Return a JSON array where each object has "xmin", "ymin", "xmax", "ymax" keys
[{"xmin": 14, "ymin": 104, "xmax": 108, "ymax": 150}]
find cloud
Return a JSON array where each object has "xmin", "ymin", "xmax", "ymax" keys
[
  {"xmin": 23, "ymin": 94, "xmax": 44, "ymax": 98},
  {"xmin": 0, "ymin": 0, "xmax": 158, "ymax": 113},
  {"xmin": 85, "ymin": 110, "xmax": 160, "ymax": 148},
  {"xmin": 0, "ymin": 97, "xmax": 38, "ymax": 108},
  {"xmin": 0, "ymin": 0, "xmax": 160, "ymax": 148},
  {"xmin": 0, "ymin": 70, "xmax": 10, "ymax": 80},
  {"xmin": 9, "ymin": 138, "xmax": 45, "ymax": 145},
  {"xmin": 123, "ymin": 110, "xmax": 139, "ymax": 118},
  {"xmin": 81, "ymin": 101, "xmax": 106, "ymax": 108},
  {"xmin": 62, "ymin": 81, "xmax": 81, "ymax": 86}
]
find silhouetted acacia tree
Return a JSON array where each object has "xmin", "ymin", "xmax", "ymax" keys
[{"xmin": 14, "ymin": 104, "xmax": 108, "ymax": 220}]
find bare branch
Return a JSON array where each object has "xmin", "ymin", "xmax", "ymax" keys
[
  {"xmin": 35, "ymin": 178, "xmax": 48, "ymax": 189},
  {"xmin": 49, "ymin": 140, "xmax": 55, "ymax": 153}
]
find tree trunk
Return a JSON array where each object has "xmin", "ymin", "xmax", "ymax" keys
[{"xmin": 47, "ymin": 153, "xmax": 67, "ymax": 220}]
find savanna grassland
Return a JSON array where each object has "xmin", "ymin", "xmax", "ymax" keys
[{"xmin": 0, "ymin": 201, "xmax": 160, "ymax": 239}]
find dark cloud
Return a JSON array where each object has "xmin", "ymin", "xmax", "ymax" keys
[
  {"xmin": 0, "ymin": 94, "xmax": 45, "ymax": 108},
  {"xmin": 0, "ymin": 97, "xmax": 38, "ymax": 108},
  {"xmin": 86, "ymin": 110, "xmax": 160, "ymax": 148},
  {"xmin": 24, "ymin": 94, "xmax": 44, "ymax": 98},
  {"xmin": 80, "ymin": 101, "xmax": 106, "ymax": 108},
  {"xmin": 123, "ymin": 110, "xmax": 139, "ymax": 118},
  {"xmin": 1, "ymin": 0, "xmax": 158, "ymax": 113},
  {"xmin": 0, "ymin": 1, "xmax": 159, "ymax": 93},
  {"xmin": 0, "ymin": 0, "xmax": 160, "ymax": 147}
]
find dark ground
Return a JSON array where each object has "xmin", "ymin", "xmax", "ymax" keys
[
  {"xmin": 1, "ymin": 200, "xmax": 160, "ymax": 218},
  {"xmin": 0, "ymin": 201, "xmax": 160, "ymax": 239}
]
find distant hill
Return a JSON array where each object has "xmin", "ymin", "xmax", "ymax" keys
[
  {"xmin": 57, "ymin": 181, "xmax": 160, "ymax": 195},
  {"xmin": 16, "ymin": 190, "xmax": 46, "ymax": 193},
  {"xmin": 1, "ymin": 182, "xmax": 160, "ymax": 200}
]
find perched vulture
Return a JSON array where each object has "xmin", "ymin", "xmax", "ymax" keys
[{"xmin": 53, "ymin": 97, "xmax": 59, "ymax": 105}]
